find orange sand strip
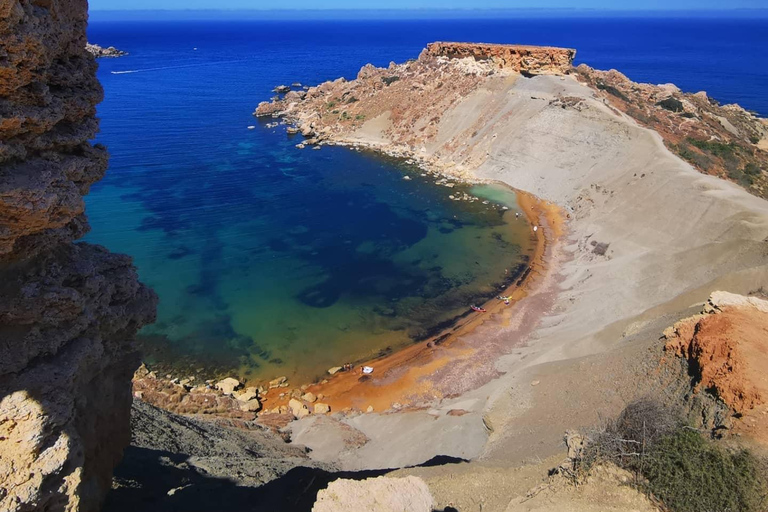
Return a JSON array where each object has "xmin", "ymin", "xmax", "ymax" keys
[{"xmin": 258, "ymin": 188, "xmax": 564, "ymax": 415}]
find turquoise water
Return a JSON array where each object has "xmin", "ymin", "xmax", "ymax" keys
[{"xmin": 86, "ymin": 117, "xmax": 533, "ymax": 383}]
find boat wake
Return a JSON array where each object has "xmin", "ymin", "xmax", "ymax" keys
[{"xmin": 111, "ymin": 59, "xmax": 248, "ymax": 75}]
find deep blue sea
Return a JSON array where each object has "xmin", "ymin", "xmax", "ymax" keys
[{"xmin": 85, "ymin": 18, "xmax": 768, "ymax": 383}]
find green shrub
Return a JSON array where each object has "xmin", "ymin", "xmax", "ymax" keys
[
  {"xmin": 355, "ymin": 114, "xmax": 365, "ymax": 121},
  {"xmin": 641, "ymin": 429, "xmax": 767, "ymax": 512},
  {"xmin": 671, "ymin": 142, "xmax": 713, "ymax": 171},
  {"xmin": 687, "ymin": 138, "xmax": 742, "ymax": 162},
  {"xmin": 578, "ymin": 400, "xmax": 768, "ymax": 512}
]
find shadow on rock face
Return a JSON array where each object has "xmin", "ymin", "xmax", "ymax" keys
[{"xmin": 104, "ymin": 405, "xmax": 467, "ymax": 512}]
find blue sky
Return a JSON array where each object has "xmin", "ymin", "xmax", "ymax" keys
[{"xmin": 89, "ymin": 0, "xmax": 767, "ymax": 10}]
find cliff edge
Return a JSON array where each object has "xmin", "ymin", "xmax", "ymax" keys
[{"xmin": 0, "ymin": 1, "xmax": 156, "ymax": 511}]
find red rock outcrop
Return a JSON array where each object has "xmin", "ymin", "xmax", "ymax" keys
[
  {"xmin": 425, "ymin": 42, "xmax": 576, "ymax": 75},
  {"xmin": 0, "ymin": 1, "xmax": 156, "ymax": 511},
  {"xmin": 664, "ymin": 292, "xmax": 768, "ymax": 443}
]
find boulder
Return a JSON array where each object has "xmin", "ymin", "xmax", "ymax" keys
[
  {"xmin": 302, "ymin": 392, "xmax": 317, "ymax": 403},
  {"xmin": 239, "ymin": 398, "xmax": 262, "ymax": 413},
  {"xmin": 215, "ymin": 377, "xmax": 242, "ymax": 395},
  {"xmin": 313, "ymin": 476, "xmax": 435, "ymax": 512},
  {"xmin": 328, "ymin": 366, "xmax": 343, "ymax": 375},
  {"xmin": 268, "ymin": 376, "xmax": 287, "ymax": 389},
  {"xmin": 236, "ymin": 390, "xmax": 258, "ymax": 402},
  {"xmin": 289, "ymin": 398, "xmax": 311, "ymax": 419},
  {"xmin": 314, "ymin": 403, "xmax": 331, "ymax": 414}
]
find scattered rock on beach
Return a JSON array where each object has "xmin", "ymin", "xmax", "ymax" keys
[
  {"xmin": 215, "ymin": 377, "xmax": 241, "ymax": 395},
  {"xmin": 269, "ymin": 376, "xmax": 287, "ymax": 389},
  {"xmin": 289, "ymin": 398, "xmax": 311, "ymax": 419},
  {"xmin": 239, "ymin": 398, "xmax": 262, "ymax": 413},
  {"xmin": 302, "ymin": 392, "xmax": 317, "ymax": 403},
  {"xmin": 328, "ymin": 366, "xmax": 343, "ymax": 375},
  {"xmin": 314, "ymin": 403, "xmax": 331, "ymax": 414}
]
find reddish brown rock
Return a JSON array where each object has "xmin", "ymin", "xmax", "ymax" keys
[{"xmin": 425, "ymin": 41, "xmax": 576, "ymax": 75}]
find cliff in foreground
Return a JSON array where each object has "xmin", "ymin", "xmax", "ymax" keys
[{"xmin": 0, "ymin": 1, "xmax": 156, "ymax": 511}]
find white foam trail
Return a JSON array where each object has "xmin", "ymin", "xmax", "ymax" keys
[{"xmin": 110, "ymin": 59, "xmax": 248, "ymax": 75}]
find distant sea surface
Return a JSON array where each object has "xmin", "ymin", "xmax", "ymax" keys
[{"xmin": 86, "ymin": 18, "xmax": 768, "ymax": 382}]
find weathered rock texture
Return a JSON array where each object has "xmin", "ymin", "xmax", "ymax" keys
[
  {"xmin": 0, "ymin": 1, "xmax": 156, "ymax": 511},
  {"xmin": 312, "ymin": 475, "xmax": 435, "ymax": 512},
  {"xmin": 85, "ymin": 43, "xmax": 127, "ymax": 58},
  {"xmin": 425, "ymin": 41, "xmax": 576, "ymax": 75},
  {"xmin": 664, "ymin": 291, "xmax": 768, "ymax": 443}
]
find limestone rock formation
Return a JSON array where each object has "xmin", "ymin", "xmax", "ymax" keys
[
  {"xmin": 425, "ymin": 41, "xmax": 576, "ymax": 74},
  {"xmin": 0, "ymin": 1, "xmax": 156, "ymax": 511},
  {"xmin": 85, "ymin": 43, "xmax": 127, "ymax": 58},
  {"xmin": 312, "ymin": 475, "xmax": 435, "ymax": 512}
]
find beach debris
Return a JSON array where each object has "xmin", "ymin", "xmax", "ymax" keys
[
  {"xmin": 301, "ymin": 392, "xmax": 317, "ymax": 403},
  {"xmin": 314, "ymin": 403, "xmax": 331, "ymax": 414},
  {"xmin": 268, "ymin": 376, "xmax": 287, "ymax": 389},
  {"xmin": 533, "ymin": 226, "xmax": 538, "ymax": 232},
  {"xmin": 215, "ymin": 377, "xmax": 242, "ymax": 395},
  {"xmin": 531, "ymin": 380, "xmax": 541, "ymax": 386},
  {"xmin": 328, "ymin": 366, "xmax": 343, "ymax": 375},
  {"xmin": 362, "ymin": 366, "xmax": 374, "ymax": 375},
  {"xmin": 470, "ymin": 305, "xmax": 487, "ymax": 313}
]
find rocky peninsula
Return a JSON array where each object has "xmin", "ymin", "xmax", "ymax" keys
[
  {"xmin": 86, "ymin": 42, "xmax": 127, "ymax": 58},
  {"xmin": 249, "ymin": 39, "xmax": 768, "ymax": 506}
]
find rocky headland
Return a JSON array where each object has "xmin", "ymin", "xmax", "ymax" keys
[{"xmin": 85, "ymin": 43, "xmax": 127, "ymax": 58}]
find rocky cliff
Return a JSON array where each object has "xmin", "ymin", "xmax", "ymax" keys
[
  {"xmin": 425, "ymin": 42, "xmax": 576, "ymax": 75},
  {"xmin": 0, "ymin": 1, "xmax": 156, "ymax": 511}
]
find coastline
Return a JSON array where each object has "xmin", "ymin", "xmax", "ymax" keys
[{"xmin": 258, "ymin": 183, "xmax": 564, "ymax": 415}]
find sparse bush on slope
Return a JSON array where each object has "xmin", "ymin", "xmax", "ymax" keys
[{"xmin": 575, "ymin": 399, "xmax": 768, "ymax": 512}]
